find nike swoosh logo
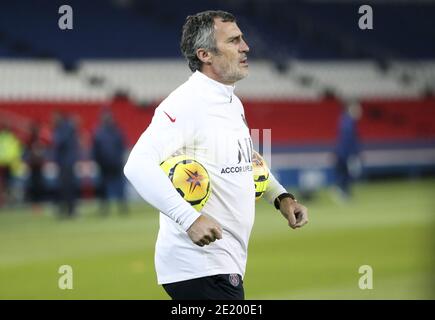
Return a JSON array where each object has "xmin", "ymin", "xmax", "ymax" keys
[{"xmin": 163, "ymin": 111, "xmax": 176, "ymax": 123}]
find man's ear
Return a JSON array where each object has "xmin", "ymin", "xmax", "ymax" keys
[{"xmin": 196, "ymin": 48, "xmax": 212, "ymax": 65}]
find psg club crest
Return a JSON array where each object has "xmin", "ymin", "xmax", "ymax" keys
[{"xmin": 229, "ymin": 274, "xmax": 240, "ymax": 287}]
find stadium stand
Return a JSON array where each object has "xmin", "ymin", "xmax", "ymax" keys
[
  {"xmin": 78, "ymin": 60, "xmax": 321, "ymax": 102},
  {"xmin": 1, "ymin": 1, "xmax": 434, "ymax": 62},
  {"xmin": 289, "ymin": 60, "xmax": 424, "ymax": 99},
  {"xmin": 0, "ymin": 59, "xmax": 109, "ymax": 101}
]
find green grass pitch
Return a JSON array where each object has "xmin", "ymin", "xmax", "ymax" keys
[{"xmin": 0, "ymin": 178, "xmax": 434, "ymax": 299}]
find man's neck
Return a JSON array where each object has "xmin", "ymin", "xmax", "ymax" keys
[{"xmin": 199, "ymin": 67, "xmax": 235, "ymax": 86}]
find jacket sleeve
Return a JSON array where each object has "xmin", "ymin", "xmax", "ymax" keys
[
  {"xmin": 123, "ymin": 102, "xmax": 201, "ymax": 231},
  {"xmin": 263, "ymin": 171, "xmax": 288, "ymax": 206}
]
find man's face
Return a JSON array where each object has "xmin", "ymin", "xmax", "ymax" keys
[{"xmin": 210, "ymin": 19, "xmax": 250, "ymax": 85}]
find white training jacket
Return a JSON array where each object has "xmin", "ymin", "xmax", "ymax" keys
[{"xmin": 124, "ymin": 71, "xmax": 287, "ymax": 284}]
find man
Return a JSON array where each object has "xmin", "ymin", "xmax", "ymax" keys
[
  {"xmin": 92, "ymin": 111, "xmax": 128, "ymax": 215},
  {"xmin": 124, "ymin": 10, "xmax": 308, "ymax": 300},
  {"xmin": 24, "ymin": 123, "xmax": 46, "ymax": 210},
  {"xmin": 0, "ymin": 124, "xmax": 22, "ymax": 207},
  {"xmin": 52, "ymin": 112, "xmax": 79, "ymax": 218},
  {"xmin": 334, "ymin": 99, "xmax": 362, "ymax": 201}
]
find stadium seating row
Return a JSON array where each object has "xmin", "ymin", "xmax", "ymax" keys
[
  {"xmin": 0, "ymin": 60, "xmax": 108, "ymax": 101},
  {"xmin": 0, "ymin": 59, "xmax": 434, "ymax": 101}
]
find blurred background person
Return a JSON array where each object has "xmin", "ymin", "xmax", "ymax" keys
[
  {"xmin": 23, "ymin": 123, "xmax": 47, "ymax": 213},
  {"xmin": 52, "ymin": 112, "xmax": 79, "ymax": 218},
  {"xmin": 333, "ymin": 99, "xmax": 362, "ymax": 201},
  {"xmin": 92, "ymin": 110, "xmax": 128, "ymax": 215},
  {"xmin": 0, "ymin": 123, "xmax": 23, "ymax": 208}
]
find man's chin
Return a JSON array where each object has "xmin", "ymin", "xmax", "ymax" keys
[
  {"xmin": 237, "ymin": 68, "xmax": 249, "ymax": 80},
  {"xmin": 240, "ymin": 70, "xmax": 249, "ymax": 80}
]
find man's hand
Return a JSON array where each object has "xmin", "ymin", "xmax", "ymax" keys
[
  {"xmin": 279, "ymin": 197, "xmax": 309, "ymax": 229},
  {"xmin": 187, "ymin": 215, "xmax": 223, "ymax": 247}
]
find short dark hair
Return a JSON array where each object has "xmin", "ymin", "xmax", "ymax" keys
[{"xmin": 180, "ymin": 10, "xmax": 236, "ymax": 72}]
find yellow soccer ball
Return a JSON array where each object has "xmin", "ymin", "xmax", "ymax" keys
[
  {"xmin": 160, "ymin": 155, "xmax": 211, "ymax": 211},
  {"xmin": 252, "ymin": 151, "xmax": 270, "ymax": 200}
]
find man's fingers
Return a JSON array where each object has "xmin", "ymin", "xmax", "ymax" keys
[
  {"xmin": 289, "ymin": 222, "xmax": 298, "ymax": 229},
  {"xmin": 294, "ymin": 209, "xmax": 309, "ymax": 227},
  {"xmin": 204, "ymin": 234, "xmax": 215, "ymax": 243},
  {"xmin": 196, "ymin": 238, "xmax": 210, "ymax": 246},
  {"xmin": 287, "ymin": 210, "xmax": 297, "ymax": 228},
  {"xmin": 295, "ymin": 219, "xmax": 308, "ymax": 228},
  {"xmin": 289, "ymin": 213, "xmax": 309, "ymax": 228},
  {"xmin": 195, "ymin": 231, "xmax": 221, "ymax": 247},
  {"xmin": 211, "ymin": 226, "xmax": 223, "ymax": 240},
  {"xmin": 300, "ymin": 215, "xmax": 309, "ymax": 226},
  {"xmin": 187, "ymin": 215, "xmax": 223, "ymax": 247},
  {"xmin": 288, "ymin": 218, "xmax": 298, "ymax": 229}
]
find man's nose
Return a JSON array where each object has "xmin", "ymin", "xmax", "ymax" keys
[{"xmin": 240, "ymin": 39, "xmax": 249, "ymax": 53}]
